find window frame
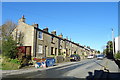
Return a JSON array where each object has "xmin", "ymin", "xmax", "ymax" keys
[
  {"xmin": 51, "ymin": 36, "xmax": 54, "ymax": 43},
  {"xmin": 38, "ymin": 31, "xmax": 43, "ymax": 40},
  {"xmin": 38, "ymin": 44, "xmax": 43, "ymax": 54}
]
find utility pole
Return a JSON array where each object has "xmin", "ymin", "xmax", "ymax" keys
[{"xmin": 112, "ymin": 28, "xmax": 115, "ymax": 55}]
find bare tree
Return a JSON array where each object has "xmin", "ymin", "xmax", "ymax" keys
[
  {"xmin": 1, "ymin": 21, "xmax": 17, "ymax": 37},
  {"xmin": 1, "ymin": 21, "xmax": 25, "ymax": 46}
]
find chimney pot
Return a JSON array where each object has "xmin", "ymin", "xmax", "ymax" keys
[
  {"xmin": 18, "ymin": 15, "xmax": 25, "ymax": 23},
  {"xmin": 51, "ymin": 30, "xmax": 56, "ymax": 35},
  {"xmin": 43, "ymin": 27, "xmax": 48, "ymax": 32},
  {"xmin": 58, "ymin": 33, "xmax": 63, "ymax": 38}
]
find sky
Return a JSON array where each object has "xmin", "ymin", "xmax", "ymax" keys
[
  {"xmin": 2, "ymin": 2, "xmax": 118, "ymax": 52},
  {"xmin": 1, "ymin": 0, "xmax": 120, "ymax": 2}
]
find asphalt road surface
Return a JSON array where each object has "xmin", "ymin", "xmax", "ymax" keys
[{"xmin": 2, "ymin": 58, "xmax": 120, "ymax": 79}]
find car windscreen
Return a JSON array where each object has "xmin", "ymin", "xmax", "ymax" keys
[
  {"xmin": 97, "ymin": 55, "xmax": 104, "ymax": 57},
  {"xmin": 70, "ymin": 55, "xmax": 75, "ymax": 57}
]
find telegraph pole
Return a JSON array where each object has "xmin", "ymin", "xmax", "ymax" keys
[{"xmin": 112, "ymin": 28, "xmax": 115, "ymax": 55}]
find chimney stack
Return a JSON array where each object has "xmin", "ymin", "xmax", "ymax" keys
[
  {"xmin": 32, "ymin": 24, "xmax": 39, "ymax": 28},
  {"xmin": 51, "ymin": 30, "xmax": 56, "ymax": 35},
  {"xmin": 58, "ymin": 33, "xmax": 63, "ymax": 38},
  {"xmin": 18, "ymin": 15, "xmax": 26, "ymax": 23},
  {"xmin": 43, "ymin": 27, "xmax": 49, "ymax": 32}
]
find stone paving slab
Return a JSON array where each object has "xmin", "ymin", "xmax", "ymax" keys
[{"xmin": 2, "ymin": 61, "xmax": 79, "ymax": 76}]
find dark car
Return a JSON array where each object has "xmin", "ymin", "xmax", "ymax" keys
[{"xmin": 70, "ymin": 54, "xmax": 81, "ymax": 61}]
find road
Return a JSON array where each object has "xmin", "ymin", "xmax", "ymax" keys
[{"xmin": 2, "ymin": 58, "xmax": 120, "ymax": 79}]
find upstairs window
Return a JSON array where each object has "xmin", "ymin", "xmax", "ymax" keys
[
  {"xmin": 38, "ymin": 31, "xmax": 43, "ymax": 40},
  {"xmin": 51, "ymin": 36, "xmax": 54, "ymax": 43},
  {"xmin": 60, "ymin": 40, "xmax": 63, "ymax": 45},
  {"xmin": 66, "ymin": 42, "xmax": 69, "ymax": 46}
]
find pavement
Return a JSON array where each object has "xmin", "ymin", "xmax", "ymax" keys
[{"xmin": 2, "ymin": 60, "xmax": 81, "ymax": 77}]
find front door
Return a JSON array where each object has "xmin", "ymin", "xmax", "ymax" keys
[{"xmin": 25, "ymin": 46, "xmax": 31, "ymax": 60}]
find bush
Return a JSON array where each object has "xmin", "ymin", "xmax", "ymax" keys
[
  {"xmin": 47, "ymin": 55, "xmax": 56, "ymax": 58},
  {"xmin": 56, "ymin": 55, "xmax": 65, "ymax": 63},
  {"xmin": 10, "ymin": 59, "xmax": 20, "ymax": 64},
  {"xmin": 115, "ymin": 52, "xmax": 120, "ymax": 59},
  {"xmin": 2, "ymin": 58, "xmax": 20, "ymax": 70},
  {"xmin": 2, "ymin": 36, "xmax": 18, "ymax": 59},
  {"xmin": 21, "ymin": 58, "xmax": 29, "ymax": 67}
]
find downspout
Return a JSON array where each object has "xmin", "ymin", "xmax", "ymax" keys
[{"xmin": 34, "ymin": 28, "xmax": 37, "ymax": 57}]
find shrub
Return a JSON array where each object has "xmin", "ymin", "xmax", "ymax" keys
[
  {"xmin": 2, "ymin": 36, "xmax": 18, "ymax": 59},
  {"xmin": 56, "ymin": 55, "xmax": 65, "ymax": 63},
  {"xmin": 2, "ymin": 58, "xmax": 20, "ymax": 70},
  {"xmin": 115, "ymin": 52, "xmax": 120, "ymax": 59},
  {"xmin": 10, "ymin": 58, "xmax": 20, "ymax": 64},
  {"xmin": 21, "ymin": 58, "xmax": 29, "ymax": 67}
]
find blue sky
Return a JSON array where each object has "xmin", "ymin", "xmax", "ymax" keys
[{"xmin": 2, "ymin": 2, "xmax": 118, "ymax": 52}]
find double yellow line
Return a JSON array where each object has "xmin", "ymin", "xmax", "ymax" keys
[
  {"xmin": 94, "ymin": 60, "xmax": 109, "ymax": 72},
  {"xmin": 101, "ymin": 60, "xmax": 109, "ymax": 72}
]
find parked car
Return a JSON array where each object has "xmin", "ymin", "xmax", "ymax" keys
[
  {"xmin": 70, "ymin": 54, "xmax": 81, "ymax": 61},
  {"xmin": 87, "ymin": 55, "xmax": 94, "ymax": 59},
  {"xmin": 97, "ymin": 54, "xmax": 104, "ymax": 60}
]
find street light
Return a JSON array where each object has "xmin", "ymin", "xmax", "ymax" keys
[{"xmin": 112, "ymin": 28, "xmax": 115, "ymax": 55}]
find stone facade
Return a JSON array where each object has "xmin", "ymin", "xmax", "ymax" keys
[
  {"xmin": 12, "ymin": 16, "xmax": 98, "ymax": 59},
  {"xmin": 12, "ymin": 16, "xmax": 35, "ymax": 57}
]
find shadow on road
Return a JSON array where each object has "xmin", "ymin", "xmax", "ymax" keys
[
  {"xmin": 87, "ymin": 55, "xmax": 120, "ymax": 80},
  {"xmin": 86, "ymin": 70, "xmax": 120, "ymax": 80},
  {"xmin": 2, "ymin": 60, "xmax": 94, "ymax": 78},
  {"xmin": 2, "ymin": 77, "xmax": 86, "ymax": 80}
]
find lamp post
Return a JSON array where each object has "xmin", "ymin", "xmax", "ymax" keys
[{"xmin": 112, "ymin": 28, "xmax": 115, "ymax": 55}]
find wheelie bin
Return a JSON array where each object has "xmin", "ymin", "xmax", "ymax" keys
[{"xmin": 46, "ymin": 58, "xmax": 55, "ymax": 67}]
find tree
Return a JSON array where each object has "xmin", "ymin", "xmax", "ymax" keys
[
  {"xmin": 97, "ymin": 50, "xmax": 100, "ymax": 54},
  {"xmin": 2, "ymin": 36, "xmax": 18, "ymax": 59},
  {"xmin": 103, "ymin": 41, "xmax": 114, "ymax": 59},
  {"xmin": 103, "ymin": 49, "xmax": 107, "ymax": 54},
  {"xmin": 115, "ymin": 51, "xmax": 120, "ymax": 59},
  {"xmin": 1, "ymin": 21, "xmax": 16, "ymax": 37},
  {"xmin": 106, "ymin": 41, "xmax": 113, "ymax": 55},
  {"xmin": 1, "ymin": 21, "xmax": 18, "ymax": 59}
]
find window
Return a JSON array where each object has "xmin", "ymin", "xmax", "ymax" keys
[
  {"xmin": 17, "ymin": 31, "xmax": 21, "ymax": 37},
  {"xmin": 70, "ymin": 42, "xmax": 71, "ymax": 46},
  {"xmin": 60, "ymin": 45, "xmax": 62, "ymax": 49},
  {"xmin": 55, "ymin": 48, "xmax": 57, "ymax": 55},
  {"xmin": 66, "ymin": 42, "xmax": 68, "ymax": 46},
  {"xmin": 51, "ymin": 47, "xmax": 54, "ymax": 55},
  {"xmin": 38, "ymin": 31, "xmax": 43, "ymax": 40},
  {"xmin": 60, "ymin": 40, "xmax": 63, "ymax": 45},
  {"xmin": 51, "ymin": 36, "xmax": 54, "ymax": 43},
  {"xmin": 38, "ymin": 45, "xmax": 43, "ymax": 54},
  {"xmin": 72, "ymin": 44, "xmax": 73, "ymax": 47}
]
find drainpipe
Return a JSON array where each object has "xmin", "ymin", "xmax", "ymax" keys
[{"xmin": 34, "ymin": 28, "xmax": 37, "ymax": 57}]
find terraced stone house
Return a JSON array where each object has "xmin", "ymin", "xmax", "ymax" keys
[{"xmin": 12, "ymin": 16, "xmax": 97, "ymax": 59}]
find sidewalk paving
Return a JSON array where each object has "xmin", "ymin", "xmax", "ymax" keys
[{"xmin": 2, "ymin": 61, "xmax": 79, "ymax": 77}]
